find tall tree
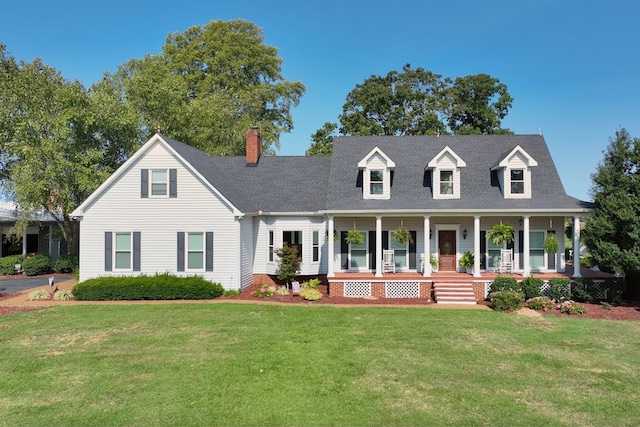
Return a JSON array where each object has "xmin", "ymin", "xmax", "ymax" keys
[
  {"xmin": 582, "ymin": 129, "xmax": 640, "ymax": 297},
  {"xmin": 104, "ymin": 19, "xmax": 305, "ymax": 155},
  {"xmin": 338, "ymin": 64, "xmax": 448, "ymax": 137},
  {"xmin": 0, "ymin": 44, "xmax": 140, "ymax": 254},
  {"xmin": 447, "ymin": 73, "xmax": 513, "ymax": 135},
  {"xmin": 307, "ymin": 122, "xmax": 338, "ymax": 156}
]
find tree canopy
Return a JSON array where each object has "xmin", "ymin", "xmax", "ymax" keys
[
  {"xmin": 102, "ymin": 19, "xmax": 305, "ymax": 155},
  {"xmin": 0, "ymin": 44, "xmax": 140, "ymax": 253},
  {"xmin": 308, "ymin": 65, "xmax": 513, "ymax": 155},
  {"xmin": 582, "ymin": 128, "xmax": 640, "ymax": 296}
]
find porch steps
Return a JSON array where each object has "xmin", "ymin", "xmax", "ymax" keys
[{"xmin": 433, "ymin": 282, "xmax": 477, "ymax": 305}]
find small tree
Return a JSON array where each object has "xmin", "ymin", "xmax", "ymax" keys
[{"xmin": 274, "ymin": 243, "xmax": 301, "ymax": 287}]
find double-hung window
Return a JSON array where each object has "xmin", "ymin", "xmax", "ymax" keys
[
  {"xmin": 268, "ymin": 231, "xmax": 274, "ymax": 262},
  {"xmin": 151, "ymin": 170, "xmax": 168, "ymax": 196},
  {"xmin": 105, "ymin": 231, "xmax": 140, "ymax": 272},
  {"xmin": 510, "ymin": 169, "xmax": 524, "ymax": 194},
  {"xmin": 312, "ymin": 231, "xmax": 319, "ymax": 262},
  {"xmin": 530, "ymin": 231, "xmax": 545, "ymax": 269},
  {"xmin": 115, "ymin": 233, "xmax": 132, "ymax": 269},
  {"xmin": 283, "ymin": 231, "xmax": 302, "ymax": 259},
  {"xmin": 177, "ymin": 232, "xmax": 213, "ymax": 272},
  {"xmin": 440, "ymin": 170, "xmax": 454, "ymax": 195},
  {"xmin": 187, "ymin": 233, "xmax": 204, "ymax": 270},
  {"xmin": 370, "ymin": 170, "xmax": 384, "ymax": 195}
]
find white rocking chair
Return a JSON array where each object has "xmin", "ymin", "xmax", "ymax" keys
[
  {"xmin": 499, "ymin": 248, "xmax": 513, "ymax": 273},
  {"xmin": 382, "ymin": 249, "xmax": 395, "ymax": 273}
]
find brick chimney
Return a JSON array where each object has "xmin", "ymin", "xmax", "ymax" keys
[{"xmin": 245, "ymin": 128, "xmax": 261, "ymax": 166}]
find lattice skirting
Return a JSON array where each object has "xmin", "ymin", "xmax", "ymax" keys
[
  {"xmin": 336, "ymin": 280, "xmax": 430, "ymax": 299},
  {"xmin": 343, "ymin": 281, "xmax": 372, "ymax": 297},
  {"xmin": 385, "ymin": 281, "xmax": 420, "ymax": 298}
]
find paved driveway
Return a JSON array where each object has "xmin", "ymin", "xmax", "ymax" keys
[{"xmin": 0, "ymin": 275, "xmax": 73, "ymax": 293}]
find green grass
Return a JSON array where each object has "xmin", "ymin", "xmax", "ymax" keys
[{"xmin": 1, "ymin": 304, "xmax": 639, "ymax": 426}]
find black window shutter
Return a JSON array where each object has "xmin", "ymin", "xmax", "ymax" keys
[
  {"xmin": 382, "ymin": 232, "xmax": 389, "ymax": 250},
  {"xmin": 133, "ymin": 232, "xmax": 141, "ymax": 272},
  {"xmin": 177, "ymin": 232, "xmax": 185, "ymax": 272},
  {"xmin": 518, "ymin": 230, "xmax": 524, "ymax": 269},
  {"xmin": 206, "ymin": 232, "xmax": 213, "ymax": 272},
  {"xmin": 368, "ymin": 231, "xmax": 376, "ymax": 270},
  {"xmin": 340, "ymin": 231, "xmax": 348, "ymax": 270},
  {"xmin": 409, "ymin": 231, "xmax": 417, "ymax": 269},
  {"xmin": 547, "ymin": 230, "xmax": 556, "ymax": 269},
  {"xmin": 169, "ymin": 169, "xmax": 177, "ymax": 198},
  {"xmin": 480, "ymin": 231, "xmax": 486, "ymax": 269},
  {"xmin": 104, "ymin": 232, "xmax": 112, "ymax": 271},
  {"xmin": 141, "ymin": 169, "xmax": 148, "ymax": 198}
]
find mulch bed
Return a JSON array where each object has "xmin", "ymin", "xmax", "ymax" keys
[{"xmin": 2, "ymin": 283, "xmax": 639, "ymax": 320}]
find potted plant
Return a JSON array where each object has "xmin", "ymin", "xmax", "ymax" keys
[
  {"xmin": 544, "ymin": 233, "xmax": 559, "ymax": 254},
  {"xmin": 430, "ymin": 253, "xmax": 438, "ymax": 271},
  {"xmin": 459, "ymin": 250, "xmax": 475, "ymax": 274},
  {"xmin": 486, "ymin": 222, "xmax": 514, "ymax": 246},
  {"xmin": 345, "ymin": 228, "xmax": 364, "ymax": 245},
  {"xmin": 392, "ymin": 226, "xmax": 413, "ymax": 244}
]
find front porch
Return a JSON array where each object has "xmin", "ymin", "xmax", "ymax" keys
[{"xmin": 328, "ymin": 264, "xmax": 611, "ymax": 303}]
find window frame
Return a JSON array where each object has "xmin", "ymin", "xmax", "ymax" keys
[
  {"xmin": 186, "ymin": 232, "xmax": 205, "ymax": 271},
  {"xmin": 283, "ymin": 230, "xmax": 303, "ymax": 260},
  {"xmin": 510, "ymin": 168, "xmax": 525, "ymax": 195},
  {"xmin": 114, "ymin": 232, "xmax": 132, "ymax": 270},
  {"xmin": 150, "ymin": 169, "xmax": 169, "ymax": 197},
  {"xmin": 268, "ymin": 230, "xmax": 274, "ymax": 262},
  {"xmin": 439, "ymin": 170, "xmax": 454, "ymax": 195},
  {"xmin": 529, "ymin": 230, "xmax": 546, "ymax": 269},
  {"xmin": 369, "ymin": 170, "xmax": 384, "ymax": 195},
  {"xmin": 348, "ymin": 231, "xmax": 368, "ymax": 271},
  {"xmin": 312, "ymin": 230, "xmax": 320, "ymax": 262}
]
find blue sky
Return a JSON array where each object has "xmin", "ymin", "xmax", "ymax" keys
[{"xmin": 3, "ymin": 0, "xmax": 639, "ymax": 201}]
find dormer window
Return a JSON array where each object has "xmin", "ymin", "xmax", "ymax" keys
[
  {"xmin": 427, "ymin": 146, "xmax": 466, "ymax": 199},
  {"xmin": 440, "ymin": 171, "xmax": 454, "ymax": 195},
  {"xmin": 510, "ymin": 169, "xmax": 524, "ymax": 194},
  {"xmin": 358, "ymin": 147, "xmax": 395, "ymax": 200},
  {"xmin": 370, "ymin": 170, "xmax": 384, "ymax": 195},
  {"xmin": 491, "ymin": 145, "xmax": 537, "ymax": 199}
]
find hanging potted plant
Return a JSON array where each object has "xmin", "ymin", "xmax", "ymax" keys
[
  {"xmin": 486, "ymin": 222, "xmax": 514, "ymax": 246},
  {"xmin": 544, "ymin": 233, "xmax": 559, "ymax": 254},
  {"xmin": 392, "ymin": 225, "xmax": 413, "ymax": 245},
  {"xmin": 345, "ymin": 228, "xmax": 364, "ymax": 245},
  {"xmin": 459, "ymin": 250, "xmax": 475, "ymax": 274}
]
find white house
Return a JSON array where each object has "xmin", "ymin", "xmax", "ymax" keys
[{"xmin": 71, "ymin": 129, "xmax": 592, "ymax": 301}]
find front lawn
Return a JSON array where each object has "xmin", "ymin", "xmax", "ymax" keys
[{"xmin": 1, "ymin": 304, "xmax": 639, "ymax": 426}]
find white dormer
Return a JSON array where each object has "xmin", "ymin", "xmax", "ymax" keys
[
  {"xmin": 491, "ymin": 145, "xmax": 538, "ymax": 199},
  {"xmin": 427, "ymin": 146, "xmax": 466, "ymax": 199},
  {"xmin": 358, "ymin": 147, "xmax": 395, "ymax": 200}
]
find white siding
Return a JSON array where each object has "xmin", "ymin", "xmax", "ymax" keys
[{"xmin": 77, "ymin": 141, "xmax": 242, "ymax": 289}]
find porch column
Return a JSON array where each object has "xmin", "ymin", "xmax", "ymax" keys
[
  {"xmin": 327, "ymin": 215, "xmax": 335, "ymax": 277},
  {"xmin": 375, "ymin": 215, "xmax": 383, "ymax": 277},
  {"xmin": 423, "ymin": 215, "xmax": 431, "ymax": 277},
  {"xmin": 573, "ymin": 216, "xmax": 581, "ymax": 278},
  {"xmin": 473, "ymin": 215, "xmax": 481, "ymax": 277},
  {"xmin": 22, "ymin": 230, "xmax": 27, "ymax": 256},
  {"xmin": 523, "ymin": 216, "xmax": 530, "ymax": 277}
]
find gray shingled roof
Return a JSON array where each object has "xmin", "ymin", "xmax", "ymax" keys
[{"xmin": 163, "ymin": 134, "xmax": 591, "ymax": 214}]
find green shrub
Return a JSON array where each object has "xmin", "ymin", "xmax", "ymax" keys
[
  {"xmin": 548, "ymin": 278, "xmax": 571, "ymax": 302},
  {"xmin": 72, "ymin": 274, "xmax": 224, "ymax": 301},
  {"xmin": 54, "ymin": 254, "xmax": 78, "ymax": 273},
  {"xmin": 0, "ymin": 255, "xmax": 24, "ymax": 275},
  {"xmin": 73, "ymin": 268, "xmax": 80, "ymax": 281},
  {"xmin": 252, "ymin": 284, "xmax": 274, "ymax": 298},
  {"xmin": 303, "ymin": 278, "xmax": 321, "ymax": 289},
  {"xmin": 521, "ymin": 276, "xmax": 544, "ymax": 299},
  {"xmin": 21, "ymin": 253, "xmax": 51, "ymax": 276},
  {"xmin": 489, "ymin": 276, "xmax": 520, "ymax": 294},
  {"xmin": 601, "ymin": 301, "xmax": 612, "ymax": 310},
  {"xmin": 28, "ymin": 289, "xmax": 51, "ymax": 300},
  {"xmin": 275, "ymin": 286, "xmax": 290, "ymax": 296},
  {"xmin": 53, "ymin": 290, "xmax": 74, "ymax": 301},
  {"xmin": 490, "ymin": 291, "xmax": 524, "ymax": 311},
  {"xmin": 300, "ymin": 287, "xmax": 322, "ymax": 301},
  {"xmin": 526, "ymin": 296, "xmax": 555, "ymax": 311},
  {"xmin": 558, "ymin": 300, "xmax": 587, "ymax": 315},
  {"xmin": 223, "ymin": 290, "xmax": 240, "ymax": 297}
]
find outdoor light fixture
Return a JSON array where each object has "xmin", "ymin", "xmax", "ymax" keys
[{"xmin": 463, "ymin": 228, "xmax": 467, "ymax": 239}]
